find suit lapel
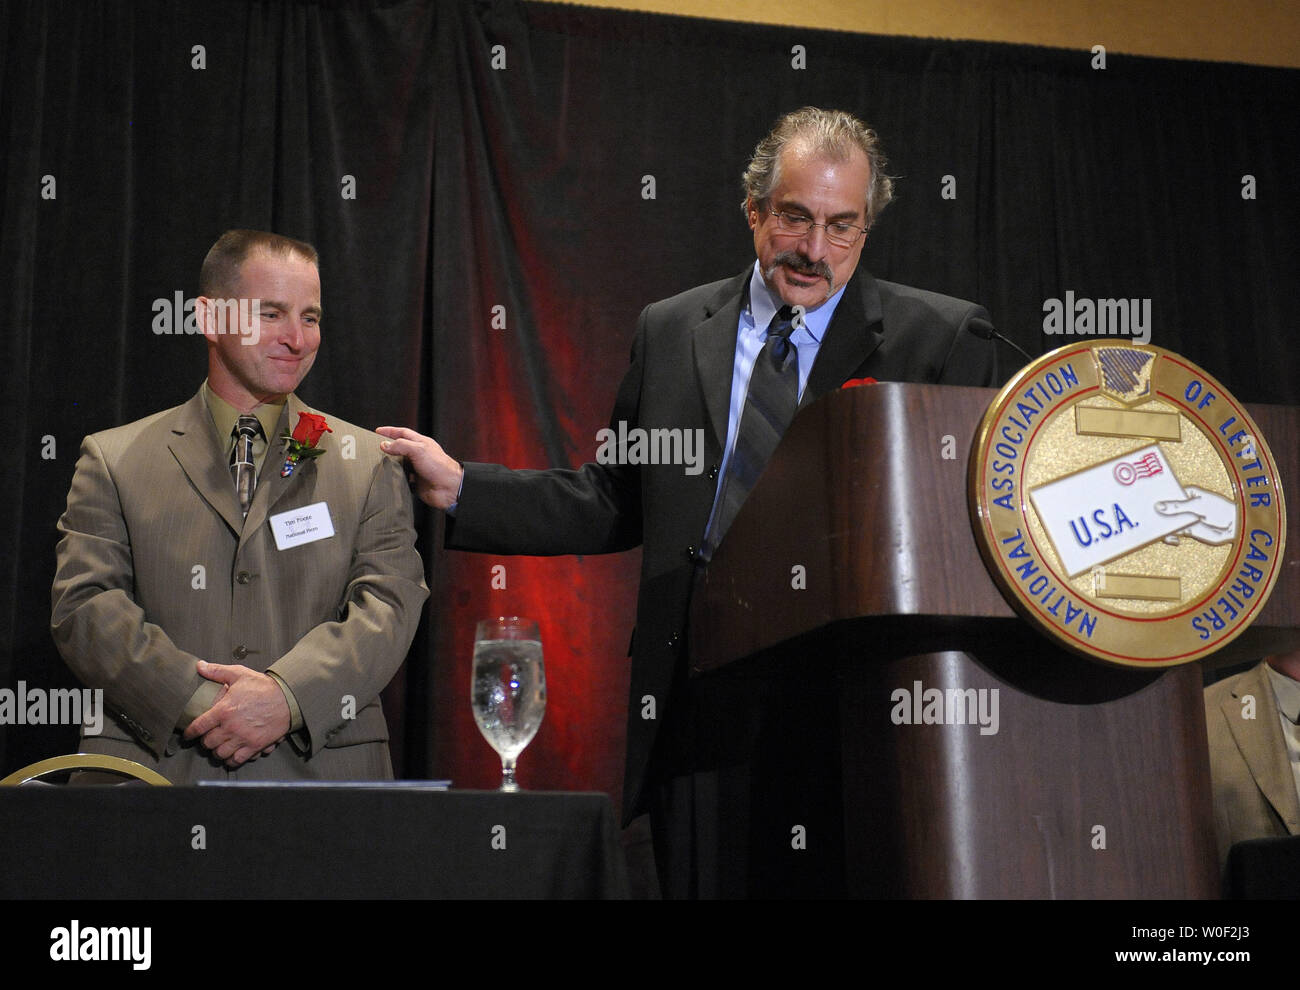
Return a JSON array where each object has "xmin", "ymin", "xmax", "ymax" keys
[
  {"xmin": 690, "ymin": 265, "xmax": 887, "ymax": 436},
  {"xmin": 800, "ymin": 267, "xmax": 885, "ymax": 410},
  {"xmin": 691, "ymin": 271, "xmax": 749, "ymax": 449},
  {"xmin": 1222, "ymin": 664, "xmax": 1300, "ymax": 833},
  {"xmin": 167, "ymin": 391, "xmax": 244, "ymax": 535}
]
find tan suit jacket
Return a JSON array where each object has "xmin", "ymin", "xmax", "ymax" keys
[
  {"xmin": 1204, "ymin": 661, "xmax": 1300, "ymax": 865},
  {"xmin": 51, "ymin": 390, "xmax": 428, "ymax": 781}
]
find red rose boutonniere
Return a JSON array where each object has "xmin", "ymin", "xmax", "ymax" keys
[
  {"xmin": 280, "ymin": 412, "xmax": 332, "ymax": 478},
  {"xmin": 840, "ymin": 377, "xmax": 877, "ymax": 389}
]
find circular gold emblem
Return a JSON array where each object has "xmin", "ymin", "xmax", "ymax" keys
[{"xmin": 968, "ymin": 341, "xmax": 1285, "ymax": 667}]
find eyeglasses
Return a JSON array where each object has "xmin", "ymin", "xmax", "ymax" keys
[{"xmin": 767, "ymin": 210, "xmax": 868, "ymax": 248}]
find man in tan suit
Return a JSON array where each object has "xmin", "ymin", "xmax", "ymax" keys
[
  {"xmin": 1204, "ymin": 654, "xmax": 1300, "ymax": 866},
  {"xmin": 51, "ymin": 230, "xmax": 428, "ymax": 782}
]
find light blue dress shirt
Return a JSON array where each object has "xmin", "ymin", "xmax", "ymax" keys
[{"xmin": 703, "ymin": 262, "xmax": 850, "ymax": 532}]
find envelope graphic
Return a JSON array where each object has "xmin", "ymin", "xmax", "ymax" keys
[{"xmin": 1028, "ymin": 444, "xmax": 1206, "ymax": 577}]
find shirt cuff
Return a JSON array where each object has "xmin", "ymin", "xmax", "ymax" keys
[
  {"xmin": 447, "ymin": 463, "xmax": 464, "ymax": 515},
  {"xmin": 266, "ymin": 669, "xmax": 305, "ymax": 734}
]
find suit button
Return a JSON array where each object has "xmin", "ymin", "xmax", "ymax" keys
[
  {"xmin": 232, "ymin": 645, "xmax": 248, "ymax": 660},
  {"xmin": 668, "ymin": 632, "xmax": 680, "ymax": 648},
  {"xmin": 236, "ymin": 571, "xmax": 252, "ymax": 585},
  {"xmin": 685, "ymin": 545, "xmax": 696, "ymax": 560},
  {"xmin": 707, "ymin": 463, "xmax": 719, "ymax": 480}
]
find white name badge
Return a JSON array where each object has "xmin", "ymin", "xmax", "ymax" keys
[
  {"xmin": 1028, "ymin": 444, "xmax": 1202, "ymax": 577},
  {"xmin": 269, "ymin": 501, "xmax": 336, "ymax": 550}
]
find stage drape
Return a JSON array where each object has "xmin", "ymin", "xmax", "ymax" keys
[{"xmin": 3, "ymin": 1, "xmax": 1297, "ymax": 813}]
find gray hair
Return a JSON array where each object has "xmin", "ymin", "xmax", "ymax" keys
[{"xmin": 741, "ymin": 107, "xmax": 894, "ymax": 227}]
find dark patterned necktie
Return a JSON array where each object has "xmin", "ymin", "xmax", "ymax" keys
[
  {"xmin": 229, "ymin": 415, "xmax": 263, "ymax": 518},
  {"xmin": 701, "ymin": 305, "xmax": 799, "ymax": 561}
]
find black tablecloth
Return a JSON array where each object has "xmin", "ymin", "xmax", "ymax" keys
[{"xmin": 0, "ymin": 786, "xmax": 628, "ymax": 899}]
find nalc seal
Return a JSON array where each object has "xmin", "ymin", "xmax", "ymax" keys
[{"xmin": 968, "ymin": 341, "xmax": 1285, "ymax": 666}]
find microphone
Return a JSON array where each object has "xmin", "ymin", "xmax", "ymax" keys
[{"xmin": 967, "ymin": 316, "xmax": 1034, "ymax": 364}]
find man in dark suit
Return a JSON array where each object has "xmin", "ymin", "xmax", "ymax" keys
[
  {"xmin": 379, "ymin": 108, "xmax": 997, "ymax": 895},
  {"xmin": 52, "ymin": 230, "xmax": 428, "ymax": 782}
]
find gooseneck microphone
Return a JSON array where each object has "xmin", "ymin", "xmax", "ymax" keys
[{"xmin": 967, "ymin": 316, "xmax": 1035, "ymax": 364}]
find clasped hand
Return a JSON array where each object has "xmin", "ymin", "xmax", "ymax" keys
[{"xmin": 183, "ymin": 660, "xmax": 290, "ymax": 767}]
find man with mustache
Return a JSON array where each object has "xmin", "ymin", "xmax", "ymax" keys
[{"xmin": 379, "ymin": 108, "xmax": 998, "ymax": 896}]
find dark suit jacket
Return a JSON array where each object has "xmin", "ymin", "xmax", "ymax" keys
[
  {"xmin": 1205, "ymin": 661, "xmax": 1300, "ymax": 865},
  {"xmin": 447, "ymin": 266, "xmax": 997, "ymax": 819},
  {"xmin": 51, "ymin": 390, "xmax": 429, "ymax": 781}
]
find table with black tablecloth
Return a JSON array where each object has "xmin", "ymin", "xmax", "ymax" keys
[{"xmin": 0, "ymin": 786, "xmax": 627, "ymax": 899}]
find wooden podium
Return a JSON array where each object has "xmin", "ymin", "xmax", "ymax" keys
[{"xmin": 689, "ymin": 383, "xmax": 1300, "ymax": 898}]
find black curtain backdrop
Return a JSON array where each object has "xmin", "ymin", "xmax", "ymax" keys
[{"xmin": 3, "ymin": 1, "xmax": 1297, "ymax": 813}]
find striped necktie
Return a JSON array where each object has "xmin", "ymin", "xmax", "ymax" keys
[
  {"xmin": 229, "ymin": 415, "xmax": 263, "ymax": 518},
  {"xmin": 701, "ymin": 305, "xmax": 799, "ymax": 560}
]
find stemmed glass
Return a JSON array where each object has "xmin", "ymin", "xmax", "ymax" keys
[{"xmin": 470, "ymin": 617, "xmax": 547, "ymax": 791}]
